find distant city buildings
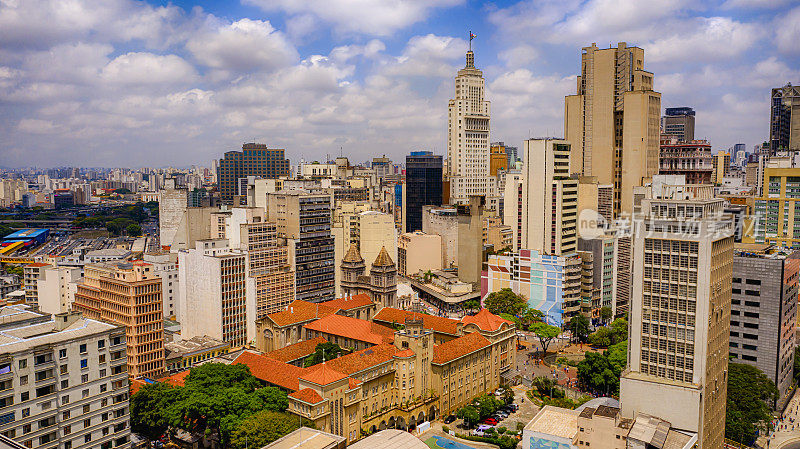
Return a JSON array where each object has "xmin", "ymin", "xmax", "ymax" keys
[
  {"xmin": 661, "ymin": 107, "xmax": 696, "ymax": 142},
  {"xmin": 218, "ymin": 143, "xmax": 290, "ymax": 204},
  {"xmin": 404, "ymin": 151, "xmax": 443, "ymax": 233},
  {"xmin": 659, "ymin": 138, "xmax": 713, "ymax": 184},
  {"xmin": 770, "ymin": 83, "xmax": 800, "ymax": 154}
]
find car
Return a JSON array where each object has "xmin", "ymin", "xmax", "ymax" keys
[
  {"xmin": 443, "ymin": 415, "xmax": 456, "ymax": 424},
  {"xmin": 473, "ymin": 425, "xmax": 493, "ymax": 436},
  {"xmin": 494, "ymin": 388, "xmax": 505, "ymax": 396},
  {"xmin": 482, "ymin": 418, "xmax": 498, "ymax": 426}
]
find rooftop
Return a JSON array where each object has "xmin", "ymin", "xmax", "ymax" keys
[
  {"xmin": 264, "ymin": 336, "xmax": 327, "ymax": 364},
  {"xmin": 524, "ymin": 405, "xmax": 580, "ymax": 439},
  {"xmin": 461, "ymin": 309, "xmax": 512, "ymax": 332},
  {"xmin": 0, "ymin": 313, "xmax": 120, "ymax": 354},
  {"xmin": 263, "ymin": 427, "xmax": 345, "ymax": 449},
  {"xmin": 288, "ymin": 388, "xmax": 325, "ymax": 405},
  {"xmin": 266, "ymin": 300, "xmax": 337, "ymax": 327},
  {"xmin": 324, "ymin": 344, "xmax": 398, "ymax": 376},
  {"xmin": 300, "ymin": 363, "xmax": 348, "ymax": 386},
  {"xmin": 374, "ymin": 308, "xmax": 461, "ymax": 335},
  {"xmin": 349, "ymin": 429, "xmax": 428, "ymax": 449},
  {"xmin": 320, "ymin": 294, "xmax": 373, "ymax": 311},
  {"xmin": 165, "ymin": 335, "xmax": 229, "ymax": 360},
  {"xmin": 232, "ymin": 350, "xmax": 306, "ymax": 391},
  {"xmin": 432, "ymin": 332, "xmax": 491, "ymax": 365},
  {"xmin": 304, "ymin": 314, "xmax": 395, "ymax": 346}
]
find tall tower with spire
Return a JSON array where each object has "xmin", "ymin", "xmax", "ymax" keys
[{"xmin": 447, "ymin": 36, "xmax": 491, "ymax": 205}]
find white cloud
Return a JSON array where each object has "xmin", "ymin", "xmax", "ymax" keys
[
  {"xmin": 498, "ymin": 45, "xmax": 539, "ymax": 68},
  {"xmin": 244, "ymin": 0, "xmax": 463, "ymax": 36},
  {"xmin": 383, "ymin": 34, "xmax": 466, "ymax": 78},
  {"xmin": 721, "ymin": 0, "xmax": 793, "ymax": 9},
  {"xmin": 774, "ymin": 6, "xmax": 800, "ymax": 54},
  {"xmin": 646, "ymin": 17, "xmax": 762, "ymax": 63},
  {"xmin": 101, "ymin": 53, "xmax": 197, "ymax": 85},
  {"xmin": 186, "ymin": 18, "xmax": 298, "ymax": 73}
]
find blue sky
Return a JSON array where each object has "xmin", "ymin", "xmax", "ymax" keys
[{"xmin": 0, "ymin": 0, "xmax": 798, "ymax": 168}]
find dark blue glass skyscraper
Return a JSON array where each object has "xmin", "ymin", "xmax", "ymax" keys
[{"xmin": 405, "ymin": 151, "xmax": 442, "ymax": 232}]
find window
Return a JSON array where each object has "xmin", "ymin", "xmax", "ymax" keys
[
  {"xmin": 97, "ymin": 340, "xmax": 105, "ymax": 349},
  {"xmin": 60, "ymin": 396, "xmax": 68, "ymax": 405},
  {"xmin": 19, "ymin": 360, "xmax": 27, "ymax": 369},
  {"xmin": 81, "ymin": 374, "xmax": 88, "ymax": 383},
  {"xmin": 80, "ymin": 359, "xmax": 88, "ymax": 369},
  {"xmin": 85, "ymin": 434, "xmax": 92, "ymax": 443},
  {"xmin": 65, "ymin": 441, "xmax": 72, "ymax": 449},
  {"xmin": 82, "ymin": 389, "xmax": 89, "ymax": 399},
  {"xmin": 59, "ymin": 349, "xmax": 67, "ymax": 359},
  {"xmin": 64, "ymin": 425, "xmax": 71, "ymax": 435},
  {"xmin": 19, "ymin": 376, "xmax": 27, "ymax": 386},
  {"xmin": 99, "ymin": 354, "xmax": 106, "ymax": 364},
  {"xmin": 84, "ymin": 418, "xmax": 91, "ymax": 428},
  {"xmin": 83, "ymin": 405, "xmax": 90, "ymax": 414},
  {"xmin": 60, "ymin": 365, "xmax": 67, "ymax": 375},
  {"xmin": 63, "ymin": 411, "xmax": 70, "ymax": 420},
  {"xmin": 20, "ymin": 392, "xmax": 28, "ymax": 401}
]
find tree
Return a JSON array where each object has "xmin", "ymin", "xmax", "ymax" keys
[
  {"xmin": 229, "ymin": 411, "xmax": 312, "ymax": 449},
  {"xmin": 456, "ymin": 405, "xmax": 480, "ymax": 426},
  {"xmin": 726, "ymin": 363, "xmax": 778, "ymax": 444},
  {"xmin": 530, "ymin": 322, "xmax": 560, "ymax": 354},
  {"xmin": 587, "ymin": 326, "xmax": 614, "ymax": 347},
  {"xmin": 499, "ymin": 313, "xmax": 522, "ymax": 330},
  {"xmin": 131, "ymin": 383, "xmax": 180, "ymax": 440},
  {"xmin": 523, "ymin": 308, "xmax": 545, "ymax": 326},
  {"xmin": 462, "ymin": 299, "xmax": 480, "ymax": 314},
  {"xmin": 126, "ymin": 223, "xmax": 142, "ymax": 237},
  {"xmin": 113, "ymin": 188, "xmax": 132, "ymax": 194},
  {"xmin": 576, "ymin": 352, "xmax": 619, "ymax": 395},
  {"xmin": 0, "ymin": 224, "xmax": 15, "ymax": 238},
  {"xmin": 501, "ymin": 388, "xmax": 515, "ymax": 405},
  {"xmin": 599, "ymin": 306, "xmax": 612, "ymax": 324},
  {"xmin": 474, "ymin": 394, "xmax": 503, "ymax": 418},
  {"xmin": 484, "ymin": 288, "xmax": 527, "ymax": 316},
  {"xmin": 568, "ymin": 315, "xmax": 590, "ymax": 343},
  {"xmin": 610, "ymin": 318, "xmax": 628, "ymax": 343},
  {"xmin": 794, "ymin": 347, "xmax": 800, "ymax": 384},
  {"xmin": 304, "ymin": 343, "xmax": 344, "ymax": 367}
]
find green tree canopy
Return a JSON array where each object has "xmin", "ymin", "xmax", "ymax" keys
[
  {"xmin": 499, "ymin": 313, "xmax": 522, "ymax": 330},
  {"xmin": 726, "ymin": 363, "xmax": 778, "ymax": 445},
  {"xmin": 485, "ymin": 288, "xmax": 527, "ymax": 316},
  {"xmin": 599, "ymin": 306, "xmax": 612, "ymax": 323},
  {"xmin": 530, "ymin": 322, "xmax": 560, "ymax": 354},
  {"xmin": 577, "ymin": 352, "xmax": 619, "ymax": 395},
  {"xmin": 568, "ymin": 315, "xmax": 590, "ymax": 343},
  {"xmin": 610, "ymin": 318, "xmax": 628, "ymax": 342},
  {"xmin": 304, "ymin": 342, "xmax": 344, "ymax": 367},
  {"xmin": 473, "ymin": 394, "xmax": 504, "ymax": 418},
  {"xmin": 587, "ymin": 326, "xmax": 614, "ymax": 347},
  {"xmin": 462, "ymin": 299, "xmax": 480, "ymax": 313},
  {"xmin": 456, "ymin": 405, "xmax": 480, "ymax": 426},
  {"xmin": 794, "ymin": 347, "xmax": 800, "ymax": 384},
  {"xmin": 129, "ymin": 363, "xmax": 290, "ymax": 446},
  {"xmin": 523, "ymin": 308, "xmax": 545, "ymax": 326},
  {"xmin": 126, "ymin": 223, "xmax": 142, "ymax": 237},
  {"xmin": 229, "ymin": 410, "xmax": 313, "ymax": 449}
]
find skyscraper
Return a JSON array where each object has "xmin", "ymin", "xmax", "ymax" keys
[
  {"xmin": 520, "ymin": 138, "xmax": 578, "ymax": 256},
  {"xmin": 447, "ymin": 48, "xmax": 491, "ymax": 205},
  {"xmin": 661, "ymin": 107, "xmax": 696, "ymax": 142},
  {"xmin": 770, "ymin": 83, "xmax": 800, "ymax": 154},
  {"xmin": 565, "ymin": 42, "xmax": 662, "ymax": 218},
  {"xmin": 621, "ymin": 181, "xmax": 733, "ymax": 448},
  {"xmin": 218, "ymin": 143, "xmax": 290, "ymax": 204},
  {"xmin": 405, "ymin": 151, "xmax": 443, "ymax": 232}
]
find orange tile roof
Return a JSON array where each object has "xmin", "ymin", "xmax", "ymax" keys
[
  {"xmin": 264, "ymin": 336, "xmax": 327, "ymax": 364},
  {"xmin": 266, "ymin": 300, "xmax": 337, "ymax": 327},
  {"xmin": 432, "ymin": 332, "xmax": 491, "ymax": 365},
  {"xmin": 232, "ymin": 350, "xmax": 306, "ymax": 391},
  {"xmin": 289, "ymin": 388, "xmax": 324, "ymax": 405},
  {"xmin": 300, "ymin": 363, "xmax": 348, "ymax": 386},
  {"xmin": 373, "ymin": 308, "xmax": 461, "ymax": 335},
  {"xmin": 163, "ymin": 370, "xmax": 190, "ymax": 387},
  {"xmin": 304, "ymin": 314, "xmax": 395, "ymax": 346},
  {"xmin": 27, "ymin": 262, "xmax": 51, "ymax": 268},
  {"xmin": 348, "ymin": 378, "xmax": 361, "ymax": 389},
  {"xmin": 321, "ymin": 294, "xmax": 374, "ymax": 311},
  {"xmin": 130, "ymin": 379, "xmax": 147, "ymax": 395},
  {"xmin": 324, "ymin": 344, "xmax": 398, "ymax": 375},
  {"xmin": 461, "ymin": 309, "xmax": 513, "ymax": 332},
  {"xmin": 394, "ymin": 349, "xmax": 415, "ymax": 358}
]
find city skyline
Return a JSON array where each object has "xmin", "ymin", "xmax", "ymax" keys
[{"xmin": 0, "ymin": 0, "xmax": 799, "ymax": 168}]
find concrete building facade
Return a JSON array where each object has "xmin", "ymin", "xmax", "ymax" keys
[
  {"xmin": 422, "ymin": 207, "xmax": 458, "ymax": 268},
  {"xmin": 158, "ymin": 178, "xmax": 187, "ymax": 250},
  {"xmin": 35, "ymin": 266, "xmax": 81, "ymax": 315},
  {"xmin": 564, "ymin": 42, "xmax": 661, "ymax": 218},
  {"xmin": 397, "ymin": 232, "xmax": 443, "ymax": 277}
]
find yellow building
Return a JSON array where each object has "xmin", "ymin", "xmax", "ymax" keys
[
  {"xmin": 489, "ymin": 144, "xmax": 509, "ymax": 176},
  {"xmin": 711, "ymin": 152, "xmax": 730, "ymax": 184},
  {"xmin": 74, "ymin": 261, "xmax": 166, "ymax": 379},
  {"xmin": 164, "ymin": 335, "xmax": 231, "ymax": 372},
  {"xmin": 754, "ymin": 158, "xmax": 800, "ymax": 248},
  {"xmin": 565, "ymin": 42, "xmax": 661, "ymax": 218},
  {"xmin": 397, "ymin": 231, "xmax": 443, "ymax": 276}
]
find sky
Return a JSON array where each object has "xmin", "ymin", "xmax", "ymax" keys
[{"xmin": 0, "ymin": 0, "xmax": 799, "ymax": 168}]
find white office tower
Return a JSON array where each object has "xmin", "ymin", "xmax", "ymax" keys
[
  {"xmin": 447, "ymin": 48, "xmax": 492, "ymax": 206},
  {"xmin": 620, "ymin": 180, "xmax": 733, "ymax": 449},
  {"xmin": 0, "ymin": 306, "xmax": 131, "ymax": 449}
]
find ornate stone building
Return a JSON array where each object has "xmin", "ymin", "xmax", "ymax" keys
[{"xmin": 341, "ymin": 244, "xmax": 397, "ymax": 310}]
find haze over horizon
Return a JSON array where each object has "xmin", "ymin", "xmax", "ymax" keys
[{"xmin": 1, "ymin": 0, "xmax": 799, "ymax": 168}]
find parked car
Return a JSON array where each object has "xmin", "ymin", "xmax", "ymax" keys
[
  {"xmin": 443, "ymin": 415, "xmax": 456, "ymax": 424},
  {"xmin": 482, "ymin": 418, "xmax": 498, "ymax": 426},
  {"xmin": 494, "ymin": 388, "xmax": 505, "ymax": 396},
  {"xmin": 474, "ymin": 424, "xmax": 493, "ymax": 436}
]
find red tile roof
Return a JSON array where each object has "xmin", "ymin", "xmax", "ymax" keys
[
  {"xmin": 373, "ymin": 308, "xmax": 461, "ymax": 335},
  {"xmin": 289, "ymin": 388, "xmax": 324, "ymax": 405},
  {"xmin": 348, "ymin": 378, "xmax": 361, "ymax": 389},
  {"xmin": 394, "ymin": 349, "xmax": 415, "ymax": 358},
  {"xmin": 304, "ymin": 314, "xmax": 395, "ymax": 346},
  {"xmin": 300, "ymin": 363, "xmax": 348, "ymax": 386},
  {"xmin": 321, "ymin": 294, "xmax": 374, "ymax": 311},
  {"xmin": 264, "ymin": 336, "xmax": 327, "ymax": 364},
  {"xmin": 266, "ymin": 300, "xmax": 337, "ymax": 327},
  {"xmin": 461, "ymin": 309, "xmax": 513, "ymax": 332},
  {"xmin": 27, "ymin": 263, "xmax": 51, "ymax": 268},
  {"xmin": 163, "ymin": 370, "xmax": 191, "ymax": 387},
  {"xmin": 324, "ymin": 344, "xmax": 398, "ymax": 375},
  {"xmin": 232, "ymin": 350, "xmax": 306, "ymax": 391},
  {"xmin": 432, "ymin": 332, "xmax": 491, "ymax": 365}
]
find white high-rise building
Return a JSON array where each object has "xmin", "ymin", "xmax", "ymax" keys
[{"xmin": 447, "ymin": 48, "xmax": 491, "ymax": 206}]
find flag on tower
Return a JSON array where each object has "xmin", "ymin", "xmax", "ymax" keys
[{"xmin": 470, "ymin": 31, "xmax": 476, "ymax": 41}]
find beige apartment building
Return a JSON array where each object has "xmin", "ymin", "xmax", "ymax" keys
[
  {"xmin": 397, "ymin": 231, "xmax": 442, "ymax": 276},
  {"xmin": 73, "ymin": 261, "xmax": 165, "ymax": 379},
  {"xmin": 238, "ymin": 217, "xmax": 295, "ymax": 317},
  {"xmin": 520, "ymin": 138, "xmax": 578, "ymax": 256},
  {"xmin": 620, "ymin": 182, "xmax": 733, "ymax": 449},
  {"xmin": 754, "ymin": 157, "xmax": 800, "ymax": 248},
  {"xmin": 565, "ymin": 42, "xmax": 661, "ymax": 218}
]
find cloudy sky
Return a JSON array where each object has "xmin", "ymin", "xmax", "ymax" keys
[{"xmin": 1, "ymin": 0, "xmax": 798, "ymax": 168}]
